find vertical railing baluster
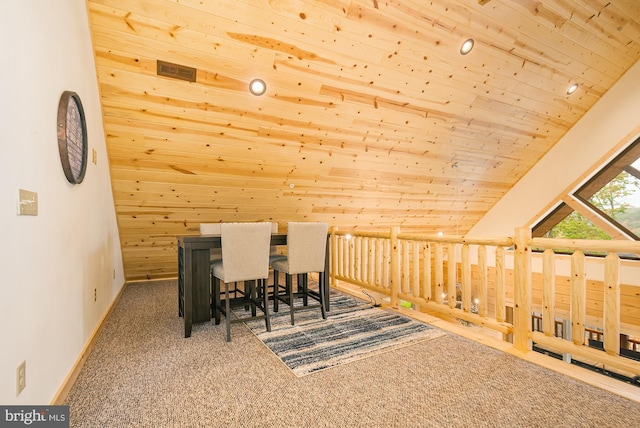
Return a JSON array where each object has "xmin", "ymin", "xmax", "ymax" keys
[
  {"xmin": 402, "ymin": 240, "xmax": 410, "ymax": 295},
  {"xmin": 571, "ymin": 250, "xmax": 586, "ymax": 346},
  {"xmin": 495, "ymin": 246, "xmax": 506, "ymax": 322},
  {"xmin": 390, "ymin": 227, "xmax": 400, "ymax": 306},
  {"xmin": 423, "ymin": 242, "xmax": 432, "ymax": 301},
  {"xmin": 348, "ymin": 235, "xmax": 355, "ymax": 281},
  {"xmin": 412, "ymin": 241, "xmax": 420, "ymax": 299},
  {"xmin": 338, "ymin": 235, "xmax": 344, "ymax": 279},
  {"xmin": 354, "ymin": 236, "xmax": 362, "ymax": 283},
  {"xmin": 478, "ymin": 245, "xmax": 487, "ymax": 317},
  {"xmin": 383, "ymin": 239, "xmax": 390, "ymax": 289},
  {"xmin": 337, "ymin": 235, "xmax": 343, "ymax": 279},
  {"xmin": 604, "ymin": 253, "xmax": 621, "ymax": 355},
  {"xmin": 461, "ymin": 244, "xmax": 471, "ymax": 312},
  {"xmin": 542, "ymin": 249, "xmax": 555, "ymax": 337},
  {"xmin": 448, "ymin": 243, "xmax": 457, "ymax": 309},
  {"xmin": 362, "ymin": 237, "xmax": 369, "ymax": 285},
  {"xmin": 375, "ymin": 238, "xmax": 383, "ymax": 288},
  {"xmin": 434, "ymin": 243, "xmax": 444, "ymax": 304},
  {"xmin": 367, "ymin": 237, "xmax": 375, "ymax": 287}
]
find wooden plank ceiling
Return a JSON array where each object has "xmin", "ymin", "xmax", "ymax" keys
[{"xmin": 85, "ymin": 0, "xmax": 640, "ymax": 281}]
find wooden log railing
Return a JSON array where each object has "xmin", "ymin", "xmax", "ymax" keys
[
  {"xmin": 527, "ymin": 231, "xmax": 640, "ymax": 377},
  {"xmin": 330, "ymin": 226, "xmax": 640, "ymax": 379}
]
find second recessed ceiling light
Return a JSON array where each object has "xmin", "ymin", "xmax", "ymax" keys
[
  {"xmin": 460, "ymin": 38, "xmax": 474, "ymax": 55},
  {"xmin": 249, "ymin": 79, "xmax": 266, "ymax": 96}
]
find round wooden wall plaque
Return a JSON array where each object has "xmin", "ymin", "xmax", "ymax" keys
[{"xmin": 57, "ymin": 91, "xmax": 88, "ymax": 184}]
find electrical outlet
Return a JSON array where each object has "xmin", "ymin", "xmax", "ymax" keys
[
  {"xmin": 94, "ymin": 288, "xmax": 97, "ymax": 302},
  {"xmin": 16, "ymin": 361, "xmax": 26, "ymax": 396}
]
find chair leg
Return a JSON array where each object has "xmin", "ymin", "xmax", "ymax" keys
[
  {"xmin": 300, "ymin": 273, "xmax": 308, "ymax": 306},
  {"xmin": 247, "ymin": 280, "xmax": 257, "ymax": 317},
  {"xmin": 318, "ymin": 272, "xmax": 326, "ymax": 319},
  {"xmin": 225, "ymin": 281, "xmax": 231, "ymax": 342},
  {"xmin": 262, "ymin": 279, "xmax": 271, "ymax": 332},
  {"xmin": 323, "ymin": 271, "xmax": 330, "ymax": 312},
  {"xmin": 273, "ymin": 270, "xmax": 280, "ymax": 312},
  {"xmin": 213, "ymin": 276, "xmax": 221, "ymax": 325},
  {"xmin": 209, "ymin": 270, "xmax": 216, "ymax": 319},
  {"xmin": 288, "ymin": 274, "xmax": 295, "ymax": 326}
]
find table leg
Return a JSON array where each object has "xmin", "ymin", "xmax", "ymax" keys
[{"xmin": 184, "ymin": 244, "xmax": 193, "ymax": 338}]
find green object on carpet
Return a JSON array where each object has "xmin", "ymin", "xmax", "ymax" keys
[{"xmin": 244, "ymin": 291, "xmax": 445, "ymax": 376}]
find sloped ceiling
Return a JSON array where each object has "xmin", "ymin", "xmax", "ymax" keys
[{"xmin": 85, "ymin": 0, "xmax": 640, "ymax": 280}]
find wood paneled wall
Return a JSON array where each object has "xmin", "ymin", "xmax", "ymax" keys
[{"xmin": 86, "ymin": 0, "xmax": 640, "ymax": 280}]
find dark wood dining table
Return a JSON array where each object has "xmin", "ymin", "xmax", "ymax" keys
[{"xmin": 177, "ymin": 233, "xmax": 330, "ymax": 337}]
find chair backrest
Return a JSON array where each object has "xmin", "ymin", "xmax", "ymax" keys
[
  {"xmin": 200, "ymin": 223, "xmax": 221, "ymax": 235},
  {"xmin": 220, "ymin": 222, "xmax": 272, "ymax": 283},
  {"xmin": 201, "ymin": 223, "xmax": 277, "ymax": 234},
  {"xmin": 286, "ymin": 222, "xmax": 329, "ymax": 274},
  {"xmin": 270, "ymin": 222, "xmax": 281, "ymax": 256},
  {"xmin": 200, "ymin": 223, "xmax": 222, "ymax": 260}
]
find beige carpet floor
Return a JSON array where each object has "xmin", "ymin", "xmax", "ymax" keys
[{"xmin": 64, "ymin": 280, "xmax": 640, "ymax": 427}]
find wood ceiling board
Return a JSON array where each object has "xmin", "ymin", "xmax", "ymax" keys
[
  {"xmin": 98, "ymin": 78, "xmax": 355, "ymax": 133},
  {"xmin": 88, "ymin": 4, "xmax": 278, "ymax": 67}
]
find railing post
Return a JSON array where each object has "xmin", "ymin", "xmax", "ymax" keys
[
  {"xmin": 390, "ymin": 226, "xmax": 400, "ymax": 306},
  {"xmin": 513, "ymin": 227, "xmax": 532, "ymax": 351}
]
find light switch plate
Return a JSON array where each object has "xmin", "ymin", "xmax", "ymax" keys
[{"xmin": 18, "ymin": 189, "xmax": 38, "ymax": 216}]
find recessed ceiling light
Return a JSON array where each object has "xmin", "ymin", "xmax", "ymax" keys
[
  {"xmin": 460, "ymin": 38, "xmax": 474, "ymax": 55},
  {"xmin": 566, "ymin": 83, "xmax": 579, "ymax": 95},
  {"xmin": 249, "ymin": 79, "xmax": 266, "ymax": 96}
]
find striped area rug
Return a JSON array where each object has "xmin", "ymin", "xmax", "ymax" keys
[{"xmin": 244, "ymin": 291, "xmax": 446, "ymax": 376}]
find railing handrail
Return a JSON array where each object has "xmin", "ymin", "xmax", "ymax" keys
[
  {"xmin": 398, "ymin": 234, "xmax": 514, "ymax": 247},
  {"xmin": 532, "ymin": 237, "xmax": 640, "ymax": 254}
]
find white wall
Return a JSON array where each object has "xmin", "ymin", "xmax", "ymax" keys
[
  {"xmin": 470, "ymin": 60, "xmax": 640, "ymax": 236},
  {"xmin": 0, "ymin": 0, "xmax": 124, "ymax": 404}
]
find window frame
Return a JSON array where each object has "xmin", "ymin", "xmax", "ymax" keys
[{"xmin": 532, "ymin": 135, "xmax": 640, "ymax": 243}]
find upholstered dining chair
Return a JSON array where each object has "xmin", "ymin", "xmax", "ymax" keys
[
  {"xmin": 271, "ymin": 222, "xmax": 329, "ymax": 325},
  {"xmin": 203, "ymin": 221, "xmax": 282, "ymax": 263},
  {"xmin": 200, "ymin": 222, "xmax": 222, "ymax": 262},
  {"xmin": 201, "ymin": 222, "xmax": 248, "ymax": 302},
  {"xmin": 211, "ymin": 222, "xmax": 272, "ymax": 341},
  {"xmin": 202, "ymin": 222, "xmax": 281, "ymax": 302},
  {"xmin": 268, "ymin": 222, "xmax": 286, "ymax": 264}
]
